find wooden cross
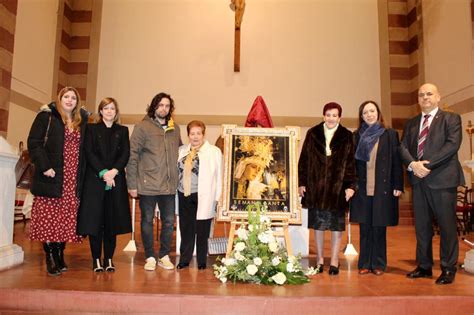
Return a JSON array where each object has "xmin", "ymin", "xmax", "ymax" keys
[{"xmin": 232, "ymin": 0, "xmax": 246, "ymax": 72}]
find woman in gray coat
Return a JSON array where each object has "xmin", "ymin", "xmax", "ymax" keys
[{"xmin": 350, "ymin": 101, "xmax": 403, "ymax": 275}]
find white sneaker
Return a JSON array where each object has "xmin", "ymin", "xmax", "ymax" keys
[
  {"xmin": 144, "ymin": 257, "xmax": 156, "ymax": 271},
  {"xmin": 158, "ymin": 255, "xmax": 174, "ymax": 270}
]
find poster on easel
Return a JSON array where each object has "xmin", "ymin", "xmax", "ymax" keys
[{"xmin": 218, "ymin": 124, "xmax": 302, "ymax": 224}]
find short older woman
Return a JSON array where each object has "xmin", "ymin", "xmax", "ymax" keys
[
  {"xmin": 298, "ymin": 102, "xmax": 356, "ymax": 275},
  {"xmin": 176, "ymin": 120, "xmax": 222, "ymax": 270},
  {"xmin": 350, "ymin": 101, "xmax": 403, "ymax": 275}
]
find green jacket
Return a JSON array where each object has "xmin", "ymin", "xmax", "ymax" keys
[{"xmin": 126, "ymin": 115, "xmax": 181, "ymax": 195}]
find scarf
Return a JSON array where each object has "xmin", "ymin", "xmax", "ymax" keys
[
  {"xmin": 355, "ymin": 122, "xmax": 385, "ymax": 162},
  {"xmin": 323, "ymin": 123, "xmax": 338, "ymax": 156},
  {"xmin": 183, "ymin": 144, "xmax": 202, "ymax": 196}
]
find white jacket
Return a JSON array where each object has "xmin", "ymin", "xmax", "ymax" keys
[{"xmin": 177, "ymin": 141, "xmax": 223, "ymax": 220}]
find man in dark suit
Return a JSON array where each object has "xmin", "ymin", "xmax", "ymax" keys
[{"xmin": 400, "ymin": 83, "xmax": 465, "ymax": 285}]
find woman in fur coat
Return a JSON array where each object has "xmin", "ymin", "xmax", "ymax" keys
[{"xmin": 298, "ymin": 102, "xmax": 356, "ymax": 276}]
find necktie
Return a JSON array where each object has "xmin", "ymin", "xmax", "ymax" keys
[{"xmin": 417, "ymin": 114, "xmax": 430, "ymax": 159}]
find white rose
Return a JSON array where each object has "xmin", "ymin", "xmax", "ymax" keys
[
  {"xmin": 272, "ymin": 272, "xmax": 287, "ymax": 285},
  {"xmin": 248, "ymin": 225, "xmax": 254, "ymax": 232},
  {"xmin": 246, "ymin": 264, "xmax": 258, "ymax": 276},
  {"xmin": 286, "ymin": 262, "xmax": 295, "ymax": 273},
  {"xmin": 237, "ymin": 227, "xmax": 248, "ymax": 240},
  {"xmin": 224, "ymin": 258, "xmax": 236, "ymax": 266},
  {"xmin": 272, "ymin": 256, "xmax": 281, "ymax": 266},
  {"xmin": 269, "ymin": 242, "xmax": 279, "ymax": 253},
  {"xmin": 234, "ymin": 251, "xmax": 245, "ymax": 261},
  {"xmin": 260, "ymin": 215, "xmax": 270, "ymax": 224},
  {"xmin": 234, "ymin": 242, "xmax": 246, "ymax": 252},
  {"xmin": 219, "ymin": 277, "xmax": 228, "ymax": 283},
  {"xmin": 253, "ymin": 257, "xmax": 263, "ymax": 266},
  {"xmin": 288, "ymin": 255, "xmax": 297, "ymax": 264},
  {"xmin": 258, "ymin": 233, "xmax": 270, "ymax": 244}
]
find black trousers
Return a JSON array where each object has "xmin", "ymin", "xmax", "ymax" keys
[
  {"xmin": 412, "ymin": 181, "xmax": 458, "ymax": 272},
  {"xmin": 178, "ymin": 192, "xmax": 212, "ymax": 265},
  {"xmin": 358, "ymin": 197, "xmax": 387, "ymax": 270},
  {"xmin": 88, "ymin": 191, "xmax": 116, "ymax": 260},
  {"xmin": 89, "ymin": 233, "xmax": 116, "ymax": 260}
]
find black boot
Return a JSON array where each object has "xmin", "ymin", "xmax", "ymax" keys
[
  {"xmin": 43, "ymin": 242, "xmax": 61, "ymax": 276},
  {"xmin": 54, "ymin": 242, "xmax": 68, "ymax": 271}
]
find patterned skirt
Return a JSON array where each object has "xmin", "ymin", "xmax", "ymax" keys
[{"xmin": 29, "ymin": 128, "xmax": 82, "ymax": 243}]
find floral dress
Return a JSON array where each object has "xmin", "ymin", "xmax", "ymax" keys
[{"xmin": 29, "ymin": 128, "xmax": 82, "ymax": 243}]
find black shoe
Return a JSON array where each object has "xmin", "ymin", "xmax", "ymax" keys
[
  {"xmin": 43, "ymin": 242, "xmax": 61, "ymax": 276},
  {"xmin": 328, "ymin": 265, "xmax": 339, "ymax": 275},
  {"xmin": 435, "ymin": 270, "xmax": 455, "ymax": 285},
  {"xmin": 176, "ymin": 262, "xmax": 189, "ymax": 269},
  {"xmin": 54, "ymin": 242, "xmax": 68, "ymax": 272},
  {"xmin": 315, "ymin": 264, "xmax": 324, "ymax": 274},
  {"xmin": 406, "ymin": 266, "xmax": 432, "ymax": 278},
  {"xmin": 198, "ymin": 264, "xmax": 207, "ymax": 270},
  {"xmin": 93, "ymin": 259, "xmax": 104, "ymax": 273},
  {"xmin": 104, "ymin": 259, "xmax": 115, "ymax": 272}
]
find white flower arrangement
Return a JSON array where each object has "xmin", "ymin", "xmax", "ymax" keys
[{"xmin": 213, "ymin": 202, "xmax": 310, "ymax": 285}]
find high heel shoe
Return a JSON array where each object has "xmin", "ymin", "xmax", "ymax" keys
[
  {"xmin": 328, "ymin": 264, "xmax": 340, "ymax": 276},
  {"xmin": 93, "ymin": 259, "xmax": 104, "ymax": 273},
  {"xmin": 315, "ymin": 264, "xmax": 324, "ymax": 274},
  {"xmin": 104, "ymin": 259, "xmax": 115, "ymax": 272},
  {"xmin": 176, "ymin": 262, "xmax": 189, "ymax": 269}
]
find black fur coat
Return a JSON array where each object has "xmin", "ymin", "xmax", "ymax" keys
[{"xmin": 298, "ymin": 122, "xmax": 356, "ymax": 212}]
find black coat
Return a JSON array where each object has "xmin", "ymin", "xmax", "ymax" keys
[
  {"xmin": 298, "ymin": 122, "xmax": 356, "ymax": 215},
  {"xmin": 27, "ymin": 103, "xmax": 88, "ymax": 198},
  {"xmin": 350, "ymin": 128, "xmax": 404, "ymax": 226},
  {"xmin": 77, "ymin": 122, "xmax": 132, "ymax": 236}
]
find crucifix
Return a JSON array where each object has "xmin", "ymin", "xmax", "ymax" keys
[{"xmin": 231, "ymin": 0, "xmax": 246, "ymax": 72}]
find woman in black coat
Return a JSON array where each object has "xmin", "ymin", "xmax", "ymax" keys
[
  {"xmin": 28, "ymin": 87, "xmax": 88, "ymax": 276},
  {"xmin": 350, "ymin": 101, "xmax": 403, "ymax": 275},
  {"xmin": 298, "ymin": 102, "xmax": 356, "ymax": 275},
  {"xmin": 78, "ymin": 97, "xmax": 132, "ymax": 272}
]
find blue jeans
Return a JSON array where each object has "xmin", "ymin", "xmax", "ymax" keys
[{"xmin": 139, "ymin": 194, "xmax": 176, "ymax": 259}]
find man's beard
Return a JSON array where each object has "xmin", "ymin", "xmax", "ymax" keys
[{"xmin": 155, "ymin": 113, "xmax": 168, "ymax": 120}]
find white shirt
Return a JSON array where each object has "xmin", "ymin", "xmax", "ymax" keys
[{"xmin": 418, "ymin": 107, "xmax": 439, "ymax": 134}]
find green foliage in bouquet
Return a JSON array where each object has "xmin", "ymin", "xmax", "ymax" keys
[{"xmin": 213, "ymin": 202, "xmax": 311, "ymax": 285}]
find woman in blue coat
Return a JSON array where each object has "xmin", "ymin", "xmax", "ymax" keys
[
  {"xmin": 350, "ymin": 101, "xmax": 403, "ymax": 275},
  {"xmin": 78, "ymin": 97, "xmax": 132, "ymax": 272}
]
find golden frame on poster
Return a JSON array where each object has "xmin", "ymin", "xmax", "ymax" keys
[{"xmin": 218, "ymin": 124, "xmax": 302, "ymax": 224}]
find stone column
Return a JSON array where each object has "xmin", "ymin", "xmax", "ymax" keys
[{"xmin": 0, "ymin": 137, "xmax": 23, "ymax": 270}]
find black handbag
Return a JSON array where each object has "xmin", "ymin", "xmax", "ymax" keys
[{"xmin": 15, "ymin": 113, "xmax": 52, "ymax": 189}]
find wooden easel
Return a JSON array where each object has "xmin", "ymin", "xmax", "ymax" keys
[{"xmin": 225, "ymin": 217, "xmax": 293, "ymax": 258}]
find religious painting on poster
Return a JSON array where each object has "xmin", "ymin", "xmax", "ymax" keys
[{"xmin": 218, "ymin": 125, "xmax": 302, "ymax": 224}]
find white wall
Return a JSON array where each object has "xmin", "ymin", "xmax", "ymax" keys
[
  {"xmin": 7, "ymin": 0, "xmax": 59, "ymax": 147},
  {"xmin": 96, "ymin": 0, "xmax": 381, "ymax": 119},
  {"xmin": 6, "ymin": 104, "xmax": 38, "ymax": 151},
  {"xmin": 11, "ymin": 0, "xmax": 58, "ymax": 103},
  {"xmin": 422, "ymin": 0, "xmax": 474, "ymax": 105}
]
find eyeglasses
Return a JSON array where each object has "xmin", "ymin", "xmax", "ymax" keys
[{"xmin": 418, "ymin": 92, "xmax": 434, "ymax": 98}]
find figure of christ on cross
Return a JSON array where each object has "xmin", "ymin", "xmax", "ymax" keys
[{"xmin": 231, "ymin": 0, "xmax": 246, "ymax": 72}]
